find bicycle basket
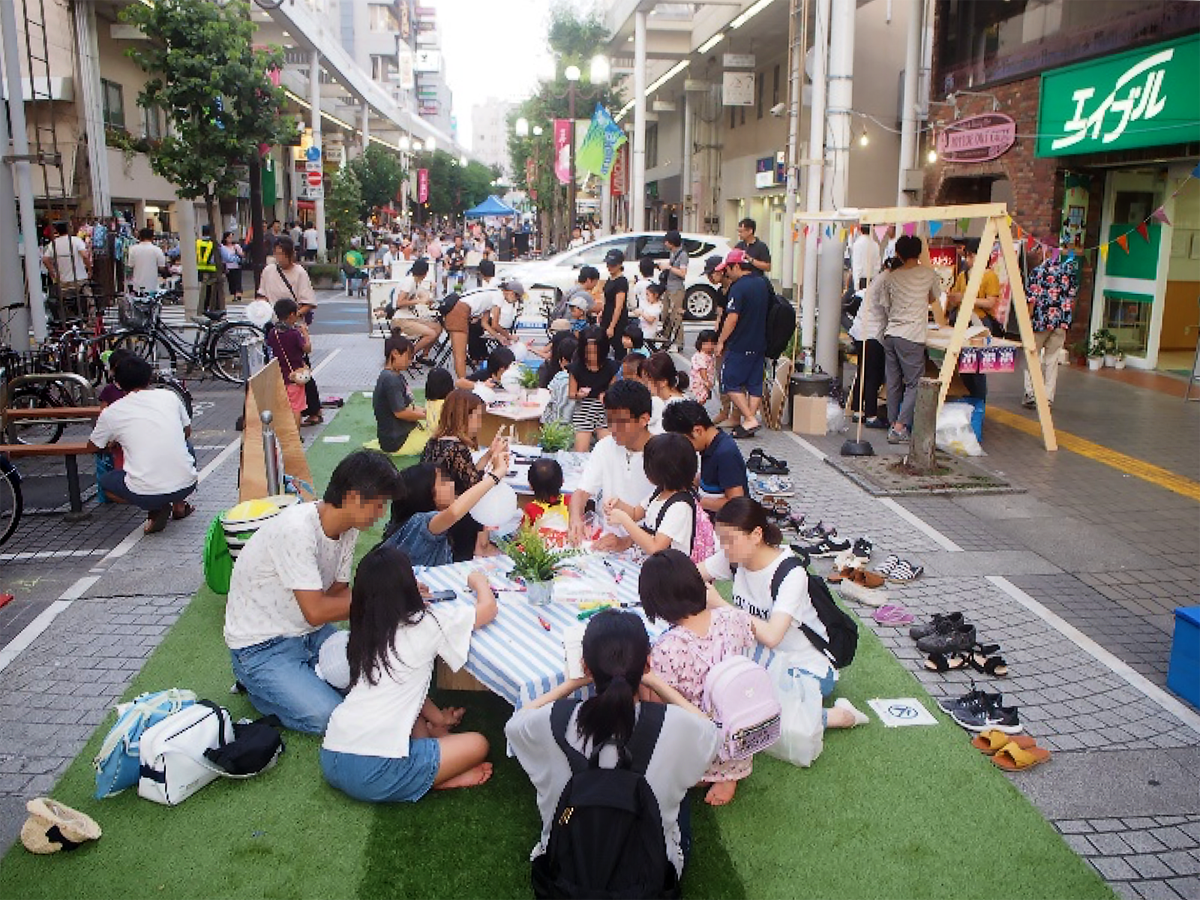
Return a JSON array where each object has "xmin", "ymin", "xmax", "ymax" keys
[{"xmin": 118, "ymin": 295, "xmax": 158, "ymax": 329}]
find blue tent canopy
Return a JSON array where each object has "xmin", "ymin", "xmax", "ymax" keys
[{"xmin": 464, "ymin": 195, "xmax": 517, "ymax": 218}]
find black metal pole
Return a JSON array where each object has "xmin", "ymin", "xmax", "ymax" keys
[{"xmin": 248, "ymin": 150, "xmax": 266, "ymax": 290}]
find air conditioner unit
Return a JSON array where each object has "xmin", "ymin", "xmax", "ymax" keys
[{"xmin": 902, "ymin": 169, "xmax": 924, "ymax": 193}]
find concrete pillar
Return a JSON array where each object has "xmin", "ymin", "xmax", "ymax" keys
[
  {"xmin": 681, "ymin": 90, "xmax": 693, "ymax": 233},
  {"xmin": 0, "ymin": 50, "xmax": 29, "ymax": 350},
  {"xmin": 816, "ymin": 229, "xmax": 844, "ymax": 376},
  {"xmin": 310, "ymin": 50, "xmax": 327, "ymax": 260},
  {"xmin": 361, "ymin": 101, "xmax": 370, "ymax": 157},
  {"xmin": 780, "ymin": 0, "xmax": 803, "ymax": 297},
  {"xmin": 826, "ymin": 0, "xmax": 855, "ymax": 210},
  {"xmin": 631, "ymin": 10, "xmax": 647, "ymax": 232},
  {"xmin": 600, "ymin": 170, "xmax": 612, "ymax": 237},
  {"xmin": 800, "ymin": 0, "xmax": 830, "ymax": 361},
  {"xmin": 897, "ymin": 0, "xmax": 922, "ymax": 207},
  {"xmin": 175, "ymin": 200, "xmax": 200, "ymax": 317}
]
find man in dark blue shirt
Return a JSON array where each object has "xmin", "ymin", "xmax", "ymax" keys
[
  {"xmin": 661, "ymin": 400, "xmax": 748, "ymax": 512},
  {"xmin": 714, "ymin": 250, "xmax": 770, "ymax": 437}
]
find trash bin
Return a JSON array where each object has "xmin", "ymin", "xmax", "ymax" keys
[
  {"xmin": 787, "ymin": 373, "xmax": 832, "ymax": 426},
  {"xmin": 221, "ymin": 495, "xmax": 299, "ymax": 559}
]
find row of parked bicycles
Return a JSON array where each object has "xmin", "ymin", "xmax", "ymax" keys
[{"xmin": 0, "ymin": 287, "xmax": 266, "ymax": 546}]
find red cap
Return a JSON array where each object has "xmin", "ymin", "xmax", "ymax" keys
[{"xmin": 715, "ymin": 248, "xmax": 749, "ymax": 272}]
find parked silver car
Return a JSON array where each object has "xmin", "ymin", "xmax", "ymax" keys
[{"xmin": 506, "ymin": 232, "xmax": 733, "ymax": 321}]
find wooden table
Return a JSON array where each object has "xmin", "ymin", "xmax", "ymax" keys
[{"xmin": 480, "ymin": 398, "xmax": 546, "ymax": 446}]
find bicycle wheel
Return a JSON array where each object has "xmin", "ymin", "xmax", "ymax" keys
[
  {"xmin": 0, "ymin": 457, "xmax": 22, "ymax": 547},
  {"xmin": 209, "ymin": 323, "xmax": 263, "ymax": 384},
  {"xmin": 110, "ymin": 331, "xmax": 177, "ymax": 370},
  {"xmin": 7, "ymin": 388, "xmax": 64, "ymax": 445}
]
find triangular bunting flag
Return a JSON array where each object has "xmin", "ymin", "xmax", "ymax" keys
[
  {"xmin": 1027, "ymin": 235, "xmax": 1037, "ymax": 252},
  {"xmin": 824, "ymin": 224, "xmax": 832, "ymax": 238},
  {"xmin": 1192, "ymin": 161, "xmax": 1200, "ymax": 179},
  {"xmin": 903, "ymin": 222, "xmax": 916, "ymax": 236},
  {"xmin": 1067, "ymin": 250, "xmax": 1076, "ymax": 261},
  {"xmin": 958, "ymin": 218, "xmax": 971, "ymax": 233},
  {"xmin": 1005, "ymin": 215, "xmax": 1013, "ymax": 228},
  {"xmin": 1099, "ymin": 244, "xmax": 1109, "ymax": 262},
  {"xmin": 803, "ymin": 225, "xmax": 810, "ymax": 237},
  {"xmin": 929, "ymin": 221, "xmax": 943, "ymax": 237},
  {"xmin": 1136, "ymin": 222, "xmax": 1150, "ymax": 243},
  {"xmin": 837, "ymin": 227, "xmax": 846, "ymax": 242},
  {"xmin": 873, "ymin": 224, "xmax": 889, "ymax": 243},
  {"xmin": 1051, "ymin": 248, "xmax": 1061, "ymax": 262},
  {"xmin": 1151, "ymin": 207, "xmax": 1171, "ymax": 226},
  {"xmin": 1016, "ymin": 225, "xmax": 1024, "ymax": 240},
  {"xmin": 1116, "ymin": 234, "xmax": 1130, "ymax": 253}
]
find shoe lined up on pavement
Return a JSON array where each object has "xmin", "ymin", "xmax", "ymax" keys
[
  {"xmin": 937, "ymin": 687, "xmax": 1023, "ymax": 734},
  {"xmin": 747, "ymin": 448, "xmax": 789, "ymax": 476},
  {"xmin": 909, "ymin": 612, "xmax": 1010, "ymax": 677}
]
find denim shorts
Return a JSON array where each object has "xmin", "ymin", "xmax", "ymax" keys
[
  {"xmin": 320, "ymin": 740, "xmax": 441, "ymax": 803},
  {"xmin": 720, "ymin": 351, "xmax": 765, "ymax": 397}
]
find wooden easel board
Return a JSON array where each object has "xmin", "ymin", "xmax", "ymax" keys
[{"xmin": 239, "ymin": 360, "xmax": 315, "ymax": 501}]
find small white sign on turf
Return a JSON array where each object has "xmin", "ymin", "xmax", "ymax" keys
[
  {"xmin": 322, "ymin": 435, "xmax": 351, "ymax": 443},
  {"xmin": 867, "ymin": 698, "xmax": 939, "ymax": 728}
]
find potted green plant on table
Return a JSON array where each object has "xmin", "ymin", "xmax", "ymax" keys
[
  {"xmin": 537, "ymin": 420, "xmax": 574, "ymax": 453},
  {"xmin": 1087, "ymin": 330, "xmax": 1112, "ymax": 371},
  {"xmin": 498, "ymin": 526, "xmax": 578, "ymax": 606},
  {"xmin": 515, "ymin": 365, "xmax": 541, "ymax": 405}
]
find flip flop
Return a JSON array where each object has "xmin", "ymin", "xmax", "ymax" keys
[
  {"xmin": 971, "ymin": 730, "xmax": 1037, "ymax": 756},
  {"xmin": 873, "ymin": 605, "xmax": 914, "ymax": 626},
  {"xmin": 991, "ymin": 741, "xmax": 1051, "ymax": 772},
  {"xmin": 851, "ymin": 568, "xmax": 887, "ymax": 589},
  {"xmin": 172, "ymin": 502, "xmax": 195, "ymax": 521},
  {"xmin": 730, "ymin": 424, "xmax": 760, "ymax": 439},
  {"xmin": 144, "ymin": 507, "xmax": 170, "ymax": 535}
]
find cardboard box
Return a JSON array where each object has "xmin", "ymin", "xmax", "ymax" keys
[
  {"xmin": 1167, "ymin": 606, "xmax": 1200, "ymax": 709},
  {"xmin": 791, "ymin": 395, "xmax": 827, "ymax": 436}
]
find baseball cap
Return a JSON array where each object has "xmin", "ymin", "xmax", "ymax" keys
[
  {"xmin": 603, "ymin": 248, "xmax": 626, "ymax": 267},
  {"xmin": 500, "ymin": 279, "xmax": 525, "ymax": 295},
  {"xmin": 703, "ymin": 255, "xmax": 724, "ymax": 276},
  {"xmin": 714, "ymin": 248, "xmax": 750, "ymax": 272},
  {"xmin": 568, "ymin": 296, "xmax": 591, "ymax": 311}
]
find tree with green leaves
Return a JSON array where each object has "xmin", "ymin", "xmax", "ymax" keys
[
  {"xmin": 414, "ymin": 151, "xmax": 501, "ymax": 221},
  {"xmin": 121, "ymin": 0, "xmax": 293, "ymax": 310},
  {"xmin": 326, "ymin": 166, "xmax": 364, "ymax": 258},
  {"xmin": 348, "ymin": 144, "xmax": 405, "ymax": 217}
]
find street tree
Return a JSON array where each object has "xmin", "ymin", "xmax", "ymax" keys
[
  {"xmin": 326, "ymin": 166, "xmax": 364, "ymax": 257},
  {"xmin": 121, "ymin": 0, "xmax": 292, "ymax": 309},
  {"xmin": 348, "ymin": 144, "xmax": 405, "ymax": 217}
]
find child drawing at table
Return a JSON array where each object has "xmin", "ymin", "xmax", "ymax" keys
[
  {"xmin": 541, "ymin": 336, "xmax": 577, "ymax": 426},
  {"xmin": 321, "ymin": 542, "xmax": 498, "ymax": 803},
  {"xmin": 640, "ymin": 548, "xmax": 756, "ymax": 806},
  {"xmin": 604, "ymin": 433, "xmax": 701, "ymax": 558},
  {"xmin": 521, "ymin": 458, "xmax": 570, "ymax": 542},
  {"xmin": 385, "ymin": 442, "xmax": 511, "ymax": 568}
]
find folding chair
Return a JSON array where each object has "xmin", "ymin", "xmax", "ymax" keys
[{"xmin": 644, "ymin": 314, "xmax": 683, "ymax": 355}]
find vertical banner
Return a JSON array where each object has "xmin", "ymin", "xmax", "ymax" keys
[
  {"xmin": 576, "ymin": 104, "xmax": 628, "ymax": 178},
  {"xmin": 553, "ymin": 119, "xmax": 571, "ymax": 185},
  {"xmin": 610, "ymin": 143, "xmax": 628, "ymax": 196},
  {"xmin": 417, "ymin": 168, "xmax": 429, "ymax": 204}
]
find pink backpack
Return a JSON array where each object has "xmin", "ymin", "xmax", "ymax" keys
[
  {"xmin": 702, "ymin": 656, "xmax": 782, "ymax": 761},
  {"xmin": 652, "ymin": 490, "xmax": 716, "ymax": 564}
]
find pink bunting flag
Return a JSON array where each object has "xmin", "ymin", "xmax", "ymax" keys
[
  {"xmin": 1136, "ymin": 222, "xmax": 1150, "ymax": 243},
  {"xmin": 929, "ymin": 221, "xmax": 943, "ymax": 238},
  {"xmin": 1151, "ymin": 207, "xmax": 1171, "ymax": 226},
  {"xmin": 1051, "ymin": 248, "xmax": 1061, "ymax": 262},
  {"xmin": 873, "ymin": 224, "xmax": 889, "ymax": 243},
  {"xmin": 903, "ymin": 222, "xmax": 916, "ymax": 237}
]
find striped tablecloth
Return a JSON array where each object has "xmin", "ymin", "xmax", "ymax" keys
[{"xmin": 416, "ymin": 553, "xmax": 666, "ymax": 708}]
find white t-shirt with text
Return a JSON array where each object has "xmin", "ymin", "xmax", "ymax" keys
[
  {"xmin": 224, "ymin": 503, "xmax": 357, "ymax": 650},
  {"xmin": 88, "ymin": 389, "xmax": 195, "ymax": 496}
]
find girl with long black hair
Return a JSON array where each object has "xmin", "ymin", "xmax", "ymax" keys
[
  {"xmin": 320, "ymin": 543, "xmax": 497, "ymax": 802},
  {"xmin": 505, "ymin": 610, "xmax": 719, "ymax": 880}
]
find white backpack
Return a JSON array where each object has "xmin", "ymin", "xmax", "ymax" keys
[
  {"xmin": 701, "ymin": 656, "xmax": 782, "ymax": 761},
  {"xmin": 137, "ymin": 701, "xmax": 275, "ymax": 806}
]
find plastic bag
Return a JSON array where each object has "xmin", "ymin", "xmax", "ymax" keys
[
  {"xmin": 826, "ymin": 399, "xmax": 847, "ymax": 434},
  {"xmin": 936, "ymin": 402, "xmax": 983, "ymax": 457},
  {"xmin": 763, "ymin": 653, "xmax": 825, "ymax": 768}
]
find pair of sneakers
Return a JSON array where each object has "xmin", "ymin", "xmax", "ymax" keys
[{"xmin": 937, "ymin": 687, "xmax": 1022, "ymax": 734}]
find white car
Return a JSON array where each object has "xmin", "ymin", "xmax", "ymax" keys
[{"xmin": 505, "ymin": 232, "xmax": 733, "ymax": 321}]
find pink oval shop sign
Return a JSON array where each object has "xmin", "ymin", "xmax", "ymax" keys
[{"xmin": 937, "ymin": 113, "xmax": 1017, "ymax": 163}]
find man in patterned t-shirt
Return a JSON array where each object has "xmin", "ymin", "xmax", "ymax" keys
[{"xmin": 1023, "ymin": 249, "xmax": 1079, "ymax": 408}]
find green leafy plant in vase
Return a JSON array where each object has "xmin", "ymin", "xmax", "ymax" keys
[
  {"xmin": 498, "ymin": 526, "xmax": 578, "ymax": 605},
  {"xmin": 537, "ymin": 420, "xmax": 575, "ymax": 453},
  {"xmin": 515, "ymin": 364, "xmax": 542, "ymax": 405}
]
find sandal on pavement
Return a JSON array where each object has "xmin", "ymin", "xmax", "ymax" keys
[
  {"xmin": 991, "ymin": 741, "xmax": 1051, "ymax": 772},
  {"xmin": 924, "ymin": 651, "xmax": 969, "ymax": 673},
  {"xmin": 827, "ymin": 566, "xmax": 856, "ymax": 583},
  {"xmin": 968, "ymin": 643, "xmax": 1010, "ymax": 677},
  {"xmin": 301, "ymin": 415, "xmax": 325, "ymax": 427},
  {"xmin": 971, "ymin": 730, "xmax": 1037, "ymax": 756},
  {"xmin": 144, "ymin": 507, "xmax": 171, "ymax": 535},
  {"xmin": 730, "ymin": 424, "xmax": 760, "ymax": 439},
  {"xmin": 873, "ymin": 605, "xmax": 914, "ymax": 627},
  {"xmin": 851, "ymin": 568, "xmax": 887, "ymax": 589},
  {"xmin": 172, "ymin": 502, "xmax": 195, "ymax": 521}
]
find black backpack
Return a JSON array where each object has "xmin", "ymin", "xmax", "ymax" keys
[
  {"xmin": 768, "ymin": 556, "xmax": 859, "ymax": 669},
  {"xmin": 764, "ymin": 293, "xmax": 797, "ymax": 360},
  {"xmin": 532, "ymin": 700, "xmax": 680, "ymax": 900}
]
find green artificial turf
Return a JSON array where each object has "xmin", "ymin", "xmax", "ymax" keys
[{"xmin": 0, "ymin": 394, "xmax": 1116, "ymax": 900}]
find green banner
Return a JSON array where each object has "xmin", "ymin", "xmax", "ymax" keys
[{"xmin": 1036, "ymin": 33, "xmax": 1200, "ymax": 157}]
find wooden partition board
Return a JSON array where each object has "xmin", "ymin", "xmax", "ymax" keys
[{"xmin": 239, "ymin": 359, "xmax": 315, "ymax": 502}]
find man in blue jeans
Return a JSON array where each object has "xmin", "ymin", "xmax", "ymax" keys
[
  {"xmin": 713, "ymin": 249, "xmax": 770, "ymax": 438},
  {"xmin": 223, "ymin": 450, "xmax": 400, "ymax": 733}
]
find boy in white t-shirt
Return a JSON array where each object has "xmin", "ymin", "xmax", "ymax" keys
[{"xmin": 223, "ymin": 450, "xmax": 400, "ymax": 733}]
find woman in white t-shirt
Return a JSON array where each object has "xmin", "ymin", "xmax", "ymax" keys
[
  {"xmin": 321, "ymin": 542, "xmax": 498, "ymax": 802},
  {"xmin": 604, "ymin": 433, "xmax": 697, "ymax": 557},
  {"xmin": 386, "ymin": 259, "xmax": 438, "ymax": 358},
  {"xmin": 699, "ymin": 497, "xmax": 869, "ymax": 733}
]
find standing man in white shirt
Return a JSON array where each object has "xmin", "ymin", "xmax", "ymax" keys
[
  {"xmin": 223, "ymin": 450, "xmax": 400, "ymax": 733},
  {"xmin": 86, "ymin": 355, "xmax": 196, "ymax": 535},
  {"xmin": 42, "ymin": 221, "xmax": 91, "ymax": 288},
  {"xmin": 303, "ymin": 221, "xmax": 320, "ymax": 262},
  {"xmin": 127, "ymin": 227, "xmax": 166, "ymax": 294},
  {"xmin": 567, "ymin": 380, "xmax": 655, "ymax": 552},
  {"xmin": 850, "ymin": 224, "xmax": 881, "ymax": 292}
]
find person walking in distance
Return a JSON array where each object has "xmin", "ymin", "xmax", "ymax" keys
[
  {"xmin": 659, "ymin": 230, "xmax": 689, "ymax": 350},
  {"xmin": 1023, "ymin": 246, "xmax": 1078, "ymax": 409}
]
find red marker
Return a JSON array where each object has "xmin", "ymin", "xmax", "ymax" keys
[{"xmin": 537, "ymin": 615, "xmax": 552, "ymax": 632}]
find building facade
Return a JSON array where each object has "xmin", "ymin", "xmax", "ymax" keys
[{"xmin": 471, "ymin": 100, "xmax": 516, "ymax": 178}]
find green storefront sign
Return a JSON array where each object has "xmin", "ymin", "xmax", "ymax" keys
[{"xmin": 1036, "ymin": 33, "xmax": 1200, "ymax": 157}]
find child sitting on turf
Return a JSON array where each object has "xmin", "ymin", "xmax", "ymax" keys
[
  {"xmin": 521, "ymin": 458, "xmax": 570, "ymax": 541},
  {"xmin": 320, "ymin": 541, "xmax": 497, "ymax": 803},
  {"xmin": 424, "ymin": 367, "xmax": 454, "ymax": 436},
  {"xmin": 689, "ymin": 330, "xmax": 719, "ymax": 405},
  {"xmin": 640, "ymin": 548, "xmax": 757, "ymax": 806},
  {"xmin": 541, "ymin": 337, "xmax": 577, "ymax": 425},
  {"xmin": 603, "ymin": 433, "xmax": 700, "ymax": 558},
  {"xmin": 622, "ymin": 323, "xmax": 649, "ymax": 359},
  {"xmin": 619, "ymin": 354, "xmax": 644, "ymax": 385},
  {"xmin": 370, "ymin": 335, "xmax": 427, "ymax": 455}
]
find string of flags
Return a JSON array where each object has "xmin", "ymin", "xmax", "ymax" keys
[{"xmin": 791, "ymin": 160, "xmax": 1198, "ymax": 264}]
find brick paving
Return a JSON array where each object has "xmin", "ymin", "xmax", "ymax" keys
[{"xmin": 0, "ymin": 319, "xmax": 1197, "ymax": 898}]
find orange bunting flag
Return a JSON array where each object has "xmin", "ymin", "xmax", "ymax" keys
[
  {"xmin": 1116, "ymin": 234, "xmax": 1130, "ymax": 254},
  {"xmin": 1099, "ymin": 243, "xmax": 1109, "ymax": 262},
  {"xmin": 1136, "ymin": 222, "xmax": 1150, "ymax": 243},
  {"xmin": 1016, "ymin": 225, "xmax": 1024, "ymax": 240}
]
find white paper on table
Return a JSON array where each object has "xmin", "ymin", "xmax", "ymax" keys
[
  {"xmin": 496, "ymin": 591, "xmax": 527, "ymax": 607},
  {"xmin": 563, "ymin": 624, "xmax": 587, "ymax": 680},
  {"xmin": 866, "ymin": 698, "xmax": 939, "ymax": 728},
  {"xmin": 322, "ymin": 435, "xmax": 351, "ymax": 443}
]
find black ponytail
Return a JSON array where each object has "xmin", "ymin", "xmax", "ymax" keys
[
  {"xmin": 575, "ymin": 611, "xmax": 650, "ymax": 750},
  {"xmin": 714, "ymin": 496, "xmax": 783, "ymax": 546}
]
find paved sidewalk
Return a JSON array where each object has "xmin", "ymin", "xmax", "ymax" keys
[{"xmin": 0, "ymin": 325, "xmax": 1197, "ymax": 900}]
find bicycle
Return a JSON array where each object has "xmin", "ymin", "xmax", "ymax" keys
[
  {"xmin": 0, "ymin": 452, "xmax": 20, "ymax": 548},
  {"xmin": 107, "ymin": 292, "xmax": 263, "ymax": 385}
]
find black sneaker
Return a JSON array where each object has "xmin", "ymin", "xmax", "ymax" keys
[
  {"xmin": 909, "ymin": 611, "xmax": 965, "ymax": 641},
  {"xmin": 793, "ymin": 536, "xmax": 851, "ymax": 559},
  {"xmin": 851, "ymin": 537, "xmax": 873, "ymax": 560},
  {"xmin": 936, "ymin": 687, "xmax": 1002, "ymax": 716},
  {"xmin": 916, "ymin": 623, "xmax": 977, "ymax": 655},
  {"xmin": 949, "ymin": 701, "xmax": 1023, "ymax": 734}
]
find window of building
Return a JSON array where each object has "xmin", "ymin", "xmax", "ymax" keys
[
  {"xmin": 144, "ymin": 104, "xmax": 164, "ymax": 141},
  {"xmin": 369, "ymin": 4, "xmax": 399, "ymax": 33},
  {"xmin": 646, "ymin": 123, "xmax": 658, "ymax": 169},
  {"xmin": 371, "ymin": 54, "xmax": 399, "ymax": 82},
  {"xmin": 756, "ymin": 70, "xmax": 765, "ymax": 119},
  {"xmin": 101, "ymin": 79, "xmax": 124, "ymax": 130},
  {"xmin": 773, "ymin": 65, "xmax": 781, "ymax": 107}
]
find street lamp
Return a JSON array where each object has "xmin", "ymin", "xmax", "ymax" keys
[
  {"xmin": 532, "ymin": 125, "xmax": 543, "ymax": 136},
  {"xmin": 515, "ymin": 117, "xmax": 529, "ymax": 138},
  {"xmin": 399, "ymin": 135, "xmax": 410, "ymax": 151},
  {"xmin": 425, "ymin": 136, "xmax": 436, "ymax": 153},
  {"xmin": 460, "ymin": 154, "xmax": 469, "ymax": 168}
]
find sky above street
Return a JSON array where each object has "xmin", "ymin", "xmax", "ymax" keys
[{"xmin": 435, "ymin": 0, "xmax": 560, "ymax": 148}]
